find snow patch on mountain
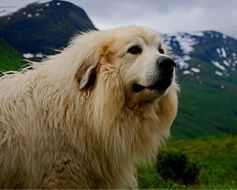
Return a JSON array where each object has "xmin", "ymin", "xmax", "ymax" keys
[
  {"xmin": 162, "ymin": 33, "xmax": 200, "ymax": 71},
  {"xmin": 191, "ymin": 67, "xmax": 200, "ymax": 73},
  {"xmin": 189, "ymin": 31, "xmax": 204, "ymax": 37},
  {"xmin": 215, "ymin": 71, "xmax": 223, "ymax": 76},
  {"xmin": 172, "ymin": 55, "xmax": 190, "ymax": 69},
  {"xmin": 175, "ymin": 33, "xmax": 196, "ymax": 54},
  {"xmin": 23, "ymin": 52, "xmax": 44, "ymax": 59},
  {"xmin": 23, "ymin": 53, "xmax": 34, "ymax": 59},
  {"xmin": 35, "ymin": 53, "xmax": 43, "ymax": 58},
  {"xmin": 223, "ymin": 60, "xmax": 230, "ymax": 66},
  {"xmin": 183, "ymin": 70, "xmax": 192, "ymax": 75},
  {"xmin": 221, "ymin": 47, "xmax": 227, "ymax": 57},
  {"xmin": 212, "ymin": 61, "xmax": 225, "ymax": 70}
]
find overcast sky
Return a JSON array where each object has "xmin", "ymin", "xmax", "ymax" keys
[{"xmin": 0, "ymin": 0, "xmax": 236, "ymax": 37}]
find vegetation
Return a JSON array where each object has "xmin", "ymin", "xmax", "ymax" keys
[
  {"xmin": 172, "ymin": 75, "xmax": 237, "ymax": 139},
  {"xmin": 137, "ymin": 135, "xmax": 237, "ymax": 189},
  {"xmin": 156, "ymin": 151, "xmax": 200, "ymax": 185},
  {"xmin": 0, "ymin": 39, "xmax": 24, "ymax": 72}
]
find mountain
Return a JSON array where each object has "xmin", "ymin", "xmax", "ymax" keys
[
  {"xmin": 163, "ymin": 31, "xmax": 237, "ymax": 80},
  {"xmin": 0, "ymin": 0, "xmax": 96, "ymax": 57},
  {"xmin": 0, "ymin": 39, "xmax": 24, "ymax": 72},
  {"xmin": 161, "ymin": 31, "xmax": 237, "ymax": 139}
]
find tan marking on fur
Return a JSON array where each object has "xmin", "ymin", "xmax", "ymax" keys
[{"xmin": 100, "ymin": 39, "xmax": 115, "ymax": 64}]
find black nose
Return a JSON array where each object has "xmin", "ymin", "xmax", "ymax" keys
[{"xmin": 157, "ymin": 56, "xmax": 176, "ymax": 75}]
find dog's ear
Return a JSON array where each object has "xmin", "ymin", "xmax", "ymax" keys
[
  {"xmin": 77, "ymin": 63, "xmax": 97, "ymax": 90},
  {"xmin": 75, "ymin": 34, "xmax": 113, "ymax": 90}
]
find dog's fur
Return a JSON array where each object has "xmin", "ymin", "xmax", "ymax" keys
[{"xmin": 0, "ymin": 26, "xmax": 178, "ymax": 188}]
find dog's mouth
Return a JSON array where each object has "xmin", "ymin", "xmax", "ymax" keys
[{"xmin": 132, "ymin": 79, "xmax": 172, "ymax": 93}]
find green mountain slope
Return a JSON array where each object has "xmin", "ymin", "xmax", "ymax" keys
[
  {"xmin": 172, "ymin": 72, "xmax": 237, "ymax": 139},
  {"xmin": 138, "ymin": 135, "xmax": 237, "ymax": 189},
  {"xmin": 162, "ymin": 31, "xmax": 237, "ymax": 139},
  {"xmin": 0, "ymin": 39, "xmax": 23, "ymax": 71}
]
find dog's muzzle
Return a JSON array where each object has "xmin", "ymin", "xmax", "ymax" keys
[{"xmin": 132, "ymin": 56, "xmax": 176, "ymax": 93}]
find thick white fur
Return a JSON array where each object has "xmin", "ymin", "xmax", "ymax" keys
[{"xmin": 0, "ymin": 26, "xmax": 178, "ymax": 188}]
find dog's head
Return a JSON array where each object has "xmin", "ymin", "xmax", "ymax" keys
[{"xmin": 75, "ymin": 26, "xmax": 177, "ymax": 108}]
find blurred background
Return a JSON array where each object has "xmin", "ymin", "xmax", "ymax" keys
[{"xmin": 0, "ymin": 0, "xmax": 236, "ymax": 188}]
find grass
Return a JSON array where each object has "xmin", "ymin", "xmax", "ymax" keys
[
  {"xmin": 0, "ymin": 39, "xmax": 24, "ymax": 72},
  {"xmin": 137, "ymin": 135, "xmax": 237, "ymax": 189}
]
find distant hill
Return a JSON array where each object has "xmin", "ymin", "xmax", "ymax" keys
[
  {"xmin": 163, "ymin": 31, "xmax": 237, "ymax": 81},
  {"xmin": 162, "ymin": 31, "xmax": 237, "ymax": 139},
  {"xmin": 0, "ymin": 0, "xmax": 96, "ymax": 56},
  {"xmin": 0, "ymin": 39, "xmax": 24, "ymax": 72}
]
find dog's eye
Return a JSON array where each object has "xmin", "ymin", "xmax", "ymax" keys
[
  {"xmin": 127, "ymin": 45, "xmax": 142, "ymax": 55},
  {"xmin": 158, "ymin": 47, "xmax": 165, "ymax": 54}
]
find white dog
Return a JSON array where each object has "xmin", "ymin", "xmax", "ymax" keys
[{"xmin": 0, "ymin": 25, "xmax": 178, "ymax": 188}]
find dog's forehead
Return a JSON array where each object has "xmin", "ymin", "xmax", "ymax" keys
[{"xmin": 112, "ymin": 27, "xmax": 161, "ymax": 45}]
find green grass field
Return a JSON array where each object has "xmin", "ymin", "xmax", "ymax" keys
[{"xmin": 137, "ymin": 135, "xmax": 237, "ymax": 189}]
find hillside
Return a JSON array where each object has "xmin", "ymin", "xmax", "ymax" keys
[
  {"xmin": 162, "ymin": 31, "xmax": 237, "ymax": 139},
  {"xmin": 172, "ymin": 78, "xmax": 237, "ymax": 139},
  {"xmin": 0, "ymin": 39, "xmax": 24, "ymax": 72},
  {"xmin": 138, "ymin": 135, "xmax": 237, "ymax": 189},
  {"xmin": 0, "ymin": 0, "xmax": 96, "ymax": 56}
]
